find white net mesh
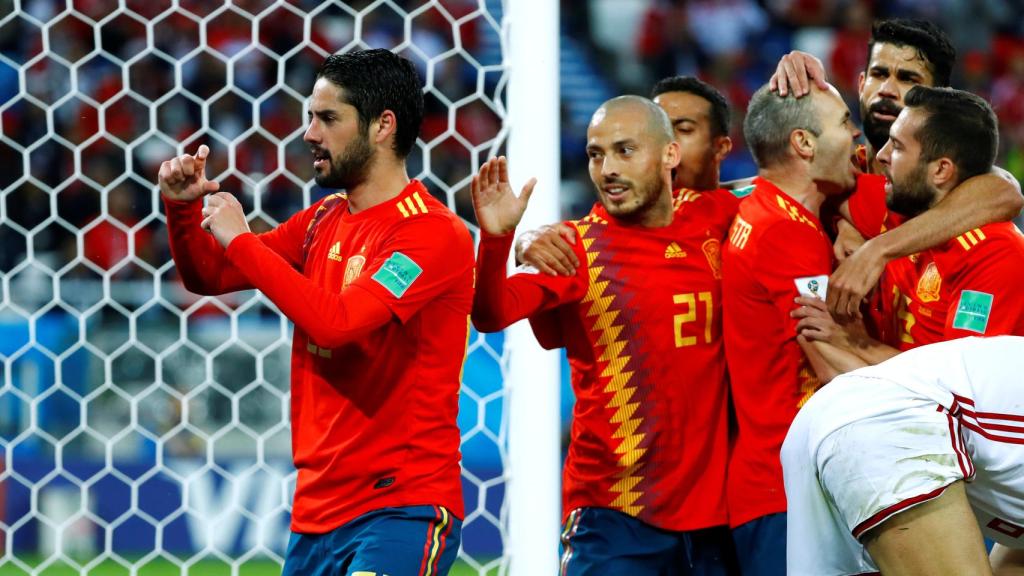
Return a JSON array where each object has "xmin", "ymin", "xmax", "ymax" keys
[{"xmin": 0, "ymin": 0, "xmax": 511, "ymax": 573}]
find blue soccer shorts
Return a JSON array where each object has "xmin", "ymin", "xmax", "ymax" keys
[
  {"xmin": 559, "ymin": 507, "xmax": 740, "ymax": 575},
  {"xmin": 731, "ymin": 512, "xmax": 786, "ymax": 576},
  {"xmin": 281, "ymin": 505, "xmax": 461, "ymax": 576}
]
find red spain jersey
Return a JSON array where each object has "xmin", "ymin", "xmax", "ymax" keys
[
  {"xmin": 166, "ymin": 180, "xmax": 473, "ymax": 533},
  {"xmin": 847, "ymin": 181, "xmax": 1024, "ymax": 348},
  {"xmin": 721, "ymin": 177, "xmax": 833, "ymax": 527},
  {"xmin": 474, "ymin": 190, "xmax": 739, "ymax": 531}
]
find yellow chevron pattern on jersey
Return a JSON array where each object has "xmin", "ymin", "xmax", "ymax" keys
[
  {"xmin": 955, "ymin": 228, "xmax": 987, "ymax": 251},
  {"xmin": 577, "ymin": 222, "xmax": 646, "ymax": 516},
  {"xmin": 796, "ymin": 364, "xmax": 819, "ymax": 408},
  {"xmin": 673, "ymin": 188, "xmax": 702, "ymax": 210},
  {"xmin": 775, "ymin": 195, "xmax": 819, "ymax": 230},
  {"xmin": 581, "ymin": 213, "xmax": 608, "ymax": 225},
  {"xmin": 396, "ymin": 191, "xmax": 430, "ymax": 218}
]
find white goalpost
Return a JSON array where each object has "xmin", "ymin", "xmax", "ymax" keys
[{"xmin": 0, "ymin": 0, "xmax": 560, "ymax": 574}]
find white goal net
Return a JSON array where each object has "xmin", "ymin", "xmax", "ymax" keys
[{"xmin": 0, "ymin": 0, "xmax": 515, "ymax": 573}]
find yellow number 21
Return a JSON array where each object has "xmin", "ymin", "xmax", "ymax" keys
[{"xmin": 673, "ymin": 291, "xmax": 713, "ymax": 347}]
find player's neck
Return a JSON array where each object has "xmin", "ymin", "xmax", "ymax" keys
[
  {"xmin": 759, "ymin": 168, "xmax": 825, "ymax": 217},
  {"xmin": 867, "ymin": 145, "xmax": 885, "ymax": 175},
  {"xmin": 345, "ymin": 159, "xmax": 411, "ymax": 214}
]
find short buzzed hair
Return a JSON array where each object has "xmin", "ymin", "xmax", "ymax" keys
[
  {"xmin": 743, "ymin": 84, "xmax": 822, "ymax": 169},
  {"xmin": 905, "ymin": 86, "xmax": 997, "ymax": 182},
  {"xmin": 596, "ymin": 95, "xmax": 674, "ymax": 146}
]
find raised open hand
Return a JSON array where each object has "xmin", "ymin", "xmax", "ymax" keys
[{"xmin": 470, "ymin": 156, "xmax": 537, "ymax": 236}]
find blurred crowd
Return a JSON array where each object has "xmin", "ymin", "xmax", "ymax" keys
[
  {"xmin": 2, "ymin": 0, "xmax": 1024, "ymax": 286},
  {"xmin": 558, "ymin": 0, "xmax": 1024, "ymax": 211}
]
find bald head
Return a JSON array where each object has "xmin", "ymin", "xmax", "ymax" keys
[{"xmin": 591, "ymin": 95, "xmax": 674, "ymax": 146}]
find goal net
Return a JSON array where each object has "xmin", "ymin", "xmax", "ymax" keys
[{"xmin": 0, "ymin": 0, "xmax": 516, "ymax": 573}]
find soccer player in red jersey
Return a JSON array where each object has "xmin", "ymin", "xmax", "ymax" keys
[
  {"xmin": 721, "ymin": 82, "xmax": 863, "ymax": 575},
  {"xmin": 795, "ymin": 87, "xmax": 1024, "ymax": 370},
  {"xmin": 158, "ymin": 50, "xmax": 472, "ymax": 576},
  {"xmin": 786, "ymin": 87, "xmax": 1019, "ymax": 569},
  {"xmin": 472, "ymin": 97, "xmax": 740, "ymax": 574},
  {"xmin": 772, "ymin": 19, "xmax": 1023, "ymax": 319},
  {"xmin": 516, "ymin": 76, "xmax": 737, "ymax": 277}
]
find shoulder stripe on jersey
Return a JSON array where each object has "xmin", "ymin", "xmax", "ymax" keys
[
  {"xmin": 952, "ymin": 393, "xmax": 1024, "ymax": 444},
  {"xmin": 413, "ymin": 191, "xmax": 429, "ymax": 213},
  {"xmin": 955, "ymin": 228, "xmax": 986, "ymax": 251}
]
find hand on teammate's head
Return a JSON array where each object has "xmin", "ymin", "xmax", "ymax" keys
[{"xmin": 770, "ymin": 51, "xmax": 830, "ymax": 98}]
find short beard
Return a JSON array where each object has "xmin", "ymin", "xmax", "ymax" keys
[
  {"xmin": 604, "ymin": 173, "xmax": 666, "ymax": 221},
  {"xmin": 315, "ymin": 131, "xmax": 375, "ymax": 190},
  {"xmin": 886, "ymin": 162, "xmax": 936, "ymax": 217}
]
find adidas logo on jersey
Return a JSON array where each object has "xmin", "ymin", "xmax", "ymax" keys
[
  {"xmin": 327, "ymin": 241, "xmax": 343, "ymax": 262},
  {"xmin": 665, "ymin": 242, "xmax": 687, "ymax": 259}
]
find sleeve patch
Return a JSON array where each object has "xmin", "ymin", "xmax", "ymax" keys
[
  {"xmin": 794, "ymin": 275, "xmax": 829, "ymax": 299},
  {"xmin": 730, "ymin": 185, "xmax": 755, "ymax": 199},
  {"xmin": 952, "ymin": 290, "xmax": 993, "ymax": 334},
  {"xmin": 371, "ymin": 251, "xmax": 423, "ymax": 298}
]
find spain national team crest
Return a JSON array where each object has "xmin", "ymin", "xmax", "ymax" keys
[
  {"xmin": 701, "ymin": 238, "xmax": 722, "ymax": 279},
  {"xmin": 343, "ymin": 255, "xmax": 366, "ymax": 290},
  {"xmin": 916, "ymin": 262, "xmax": 942, "ymax": 303}
]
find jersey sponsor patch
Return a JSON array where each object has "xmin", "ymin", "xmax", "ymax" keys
[
  {"xmin": 952, "ymin": 290, "xmax": 993, "ymax": 333},
  {"xmin": 372, "ymin": 251, "xmax": 423, "ymax": 298},
  {"xmin": 794, "ymin": 275, "xmax": 828, "ymax": 299}
]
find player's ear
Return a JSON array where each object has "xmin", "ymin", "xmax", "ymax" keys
[
  {"xmin": 663, "ymin": 140, "xmax": 681, "ymax": 171},
  {"xmin": 373, "ymin": 110, "xmax": 398, "ymax": 146},
  {"xmin": 713, "ymin": 135, "xmax": 733, "ymax": 163},
  {"xmin": 930, "ymin": 157, "xmax": 957, "ymax": 188},
  {"xmin": 791, "ymin": 129, "xmax": 815, "ymax": 160}
]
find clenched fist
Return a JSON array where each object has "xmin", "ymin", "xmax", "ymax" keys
[{"xmin": 158, "ymin": 144, "xmax": 220, "ymax": 202}]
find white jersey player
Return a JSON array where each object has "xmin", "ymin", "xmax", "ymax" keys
[{"xmin": 782, "ymin": 336, "xmax": 1024, "ymax": 575}]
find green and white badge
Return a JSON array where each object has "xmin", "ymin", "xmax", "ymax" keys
[
  {"xmin": 372, "ymin": 251, "xmax": 423, "ymax": 298},
  {"xmin": 952, "ymin": 290, "xmax": 993, "ymax": 334}
]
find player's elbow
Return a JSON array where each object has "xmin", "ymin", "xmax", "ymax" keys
[
  {"xmin": 178, "ymin": 274, "xmax": 218, "ymax": 296},
  {"xmin": 471, "ymin": 311, "xmax": 509, "ymax": 333}
]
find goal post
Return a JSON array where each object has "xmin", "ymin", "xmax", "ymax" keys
[
  {"xmin": 0, "ymin": 0, "xmax": 561, "ymax": 574},
  {"xmin": 505, "ymin": 0, "xmax": 562, "ymax": 574}
]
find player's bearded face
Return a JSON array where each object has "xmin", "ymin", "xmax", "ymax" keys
[
  {"xmin": 886, "ymin": 159, "xmax": 935, "ymax": 217},
  {"xmin": 595, "ymin": 166, "xmax": 664, "ymax": 219},
  {"xmin": 312, "ymin": 126, "xmax": 375, "ymax": 190}
]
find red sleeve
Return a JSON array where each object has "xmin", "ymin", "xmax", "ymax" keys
[
  {"xmin": 224, "ymin": 232, "xmax": 393, "ymax": 349},
  {"xmin": 472, "ymin": 229, "xmax": 588, "ymax": 333},
  {"xmin": 235, "ymin": 212, "xmax": 474, "ymax": 347},
  {"xmin": 347, "ymin": 213, "xmax": 474, "ymax": 323},
  {"xmin": 846, "ymin": 173, "xmax": 890, "ymax": 239},
  {"xmin": 753, "ymin": 220, "xmax": 834, "ymax": 333},
  {"xmin": 943, "ymin": 238, "xmax": 1024, "ymax": 339},
  {"xmin": 164, "ymin": 196, "xmax": 318, "ymax": 295}
]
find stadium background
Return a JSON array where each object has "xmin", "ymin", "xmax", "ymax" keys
[{"xmin": 1, "ymin": 0, "xmax": 1024, "ymax": 574}]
